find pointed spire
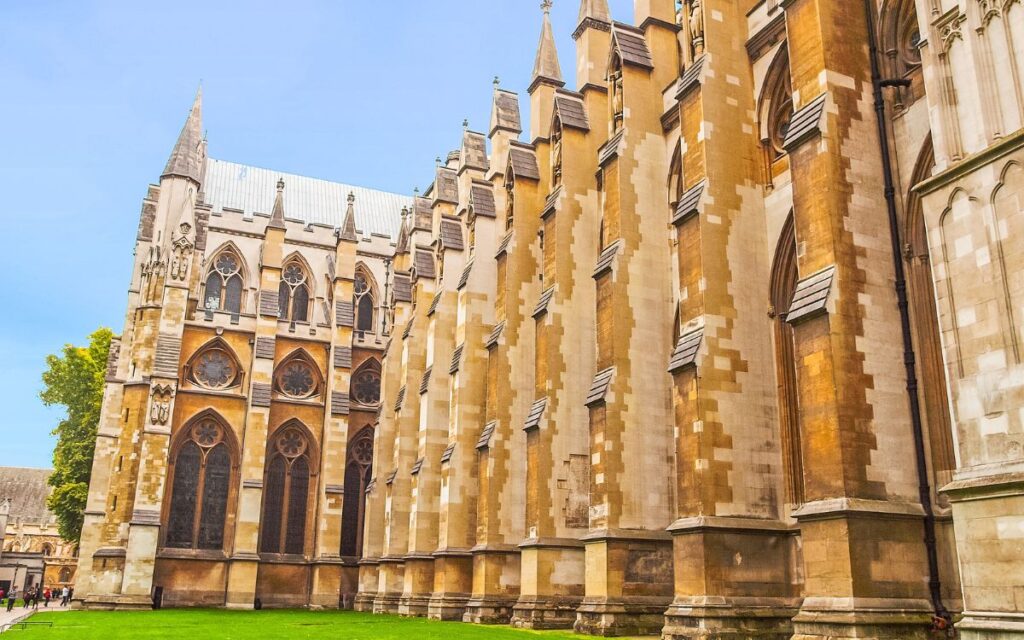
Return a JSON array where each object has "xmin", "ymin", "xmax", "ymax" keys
[
  {"xmin": 578, "ymin": 0, "xmax": 610, "ymax": 24},
  {"xmin": 339, "ymin": 191, "xmax": 358, "ymax": 242},
  {"xmin": 531, "ymin": 0, "xmax": 564, "ymax": 90},
  {"xmin": 268, "ymin": 178, "xmax": 287, "ymax": 230},
  {"xmin": 162, "ymin": 86, "xmax": 204, "ymax": 184}
]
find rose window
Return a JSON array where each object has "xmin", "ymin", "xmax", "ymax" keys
[
  {"xmin": 278, "ymin": 361, "xmax": 317, "ymax": 398},
  {"xmin": 192, "ymin": 420, "xmax": 224, "ymax": 447},
  {"xmin": 215, "ymin": 253, "xmax": 239, "ymax": 276},
  {"xmin": 352, "ymin": 369, "xmax": 381, "ymax": 405},
  {"xmin": 275, "ymin": 428, "xmax": 308, "ymax": 458},
  {"xmin": 283, "ymin": 264, "xmax": 306, "ymax": 286},
  {"xmin": 193, "ymin": 349, "xmax": 238, "ymax": 389},
  {"xmin": 351, "ymin": 437, "xmax": 374, "ymax": 466}
]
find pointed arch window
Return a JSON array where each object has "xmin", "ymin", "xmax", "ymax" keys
[
  {"xmin": 341, "ymin": 426, "xmax": 374, "ymax": 557},
  {"xmin": 759, "ymin": 48, "xmax": 794, "ymax": 161},
  {"xmin": 260, "ymin": 424, "xmax": 315, "ymax": 555},
  {"xmin": 165, "ymin": 415, "xmax": 235, "ymax": 550},
  {"xmin": 279, "ymin": 258, "xmax": 311, "ymax": 323},
  {"xmin": 354, "ymin": 268, "xmax": 376, "ymax": 334},
  {"xmin": 205, "ymin": 248, "xmax": 245, "ymax": 314},
  {"xmin": 273, "ymin": 350, "xmax": 323, "ymax": 401},
  {"xmin": 880, "ymin": 0, "xmax": 923, "ymax": 110},
  {"xmin": 185, "ymin": 339, "xmax": 244, "ymax": 391},
  {"xmin": 770, "ymin": 214, "xmax": 804, "ymax": 506},
  {"xmin": 351, "ymin": 359, "xmax": 382, "ymax": 406},
  {"xmin": 669, "ymin": 144, "xmax": 684, "ymax": 207}
]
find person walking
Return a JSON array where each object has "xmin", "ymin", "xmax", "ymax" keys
[
  {"xmin": 60, "ymin": 586, "xmax": 69, "ymax": 607},
  {"xmin": 43, "ymin": 587, "xmax": 51, "ymax": 607},
  {"xmin": 5, "ymin": 591, "xmax": 14, "ymax": 613}
]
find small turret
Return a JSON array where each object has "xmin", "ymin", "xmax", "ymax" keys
[
  {"xmin": 339, "ymin": 192, "xmax": 359, "ymax": 242},
  {"xmin": 574, "ymin": 0, "xmax": 613, "ymax": 90},
  {"xmin": 529, "ymin": 1, "xmax": 565, "ymax": 142},
  {"xmin": 531, "ymin": 0, "xmax": 564, "ymax": 90},
  {"xmin": 268, "ymin": 178, "xmax": 287, "ymax": 230}
]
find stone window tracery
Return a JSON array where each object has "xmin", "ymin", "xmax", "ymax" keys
[
  {"xmin": 260, "ymin": 424, "xmax": 314, "ymax": 555},
  {"xmin": 880, "ymin": 0, "xmax": 924, "ymax": 109},
  {"xmin": 354, "ymin": 268, "xmax": 376, "ymax": 334},
  {"xmin": 341, "ymin": 426, "xmax": 374, "ymax": 557},
  {"xmin": 273, "ymin": 351, "xmax": 322, "ymax": 401},
  {"xmin": 204, "ymin": 248, "xmax": 245, "ymax": 315},
  {"xmin": 278, "ymin": 258, "xmax": 311, "ymax": 323},
  {"xmin": 186, "ymin": 340, "xmax": 243, "ymax": 391},
  {"xmin": 759, "ymin": 48, "xmax": 794, "ymax": 161},
  {"xmin": 165, "ymin": 415, "xmax": 234, "ymax": 550},
  {"xmin": 352, "ymin": 360, "xmax": 382, "ymax": 406}
]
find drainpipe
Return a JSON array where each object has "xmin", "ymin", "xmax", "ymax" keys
[{"xmin": 863, "ymin": 0, "xmax": 952, "ymax": 631}]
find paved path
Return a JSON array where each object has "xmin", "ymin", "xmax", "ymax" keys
[{"xmin": 0, "ymin": 602, "xmax": 69, "ymax": 633}]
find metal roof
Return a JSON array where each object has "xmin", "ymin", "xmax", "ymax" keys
[{"xmin": 203, "ymin": 159, "xmax": 411, "ymax": 239}]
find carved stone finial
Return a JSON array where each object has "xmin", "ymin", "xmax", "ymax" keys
[
  {"xmin": 277, "ymin": 177, "xmax": 285, "ymax": 192},
  {"xmin": 401, "ymin": 206, "xmax": 409, "ymax": 221},
  {"xmin": 348, "ymin": 191, "xmax": 356, "ymax": 204},
  {"xmin": 542, "ymin": 0, "xmax": 553, "ymax": 13},
  {"xmin": 493, "ymin": 75, "xmax": 501, "ymax": 87},
  {"xmin": 463, "ymin": 118, "xmax": 469, "ymax": 129},
  {"xmin": 435, "ymin": 156, "xmax": 442, "ymax": 166}
]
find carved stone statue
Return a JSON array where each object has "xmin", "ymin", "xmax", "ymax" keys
[
  {"xmin": 150, "ymin": 384, "xmax": 174, "ymax": 426},
  {"xmin": 611, "ymin": 68, "xmax": 624, "ymax": 132},
  {"xmin": 505, "ymin": 178, "xmax": 516, "ymax": 231},
  {"xmin": 689, "ymin": 0, "xmax": 705, "ymax": 57},
  {"xmin": 551, "ymin": 123, "xmax": 563, "ymax": 187},
  {"xmin": 170, "ymin": 222, "xmax": 194, "ymax": 282}
]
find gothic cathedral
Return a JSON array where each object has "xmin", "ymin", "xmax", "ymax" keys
[{"xmin": 75, "ymin": 1, "xmax": 1024, "ymax": 638}]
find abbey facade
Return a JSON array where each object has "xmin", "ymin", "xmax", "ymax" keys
[{"xmin": 75, "ymin": 0, "xmax": 1024, "ymax": 638}]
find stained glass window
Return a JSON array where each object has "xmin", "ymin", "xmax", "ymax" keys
[
  {"xmin": 166, "ymin": 442, "xmax": 200, "ymax": 548},
  {"xmin": 285, "ymin": 456, "xmax": 309, "ymax": 554},
  {"xmin": 260, "ymin": 456, "xmax": 286, "ymax": 554},
  {"xmin": 352, "ymin": 367, "xmax": 381, "ymax": 406},
  {"xmin": 260, "ymin": 426, "xmax": 313, "ymax": 555},
  {"xmin": 341, "ymin": 427, "xmax": 374, "ymax": 557},
  {"xmin": 165, "ymin": 419, "xmax": 234, "ymax": 551},
  {"xmin": 292, "ymin": 285, "xmax": 310, "ymax": 323},
  {"xmin": 354, "ymin": 270, "xmax": 376, "ymax": 333},
  {"xmin": 197, "ymin": 445, "xmax": 230, "ymax": 549},
  {"xmin": 192, "ymin": 348, "xmax": 239, "ymax": 390},
  {"xmin": 278, "ymin": 259, "xmax": 310, "ymax": 322},
  {"xmin": 205, "ymin": 249, "xmax": 244, "ymax": 314},
  {"xmin": 277, "ymin": 361, "xmax": 316, "ymax": 398}
]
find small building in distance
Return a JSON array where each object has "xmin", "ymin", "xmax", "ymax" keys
[{"xmin": 0, "ymin": 467, "xmax": 77, "ymax": 595}]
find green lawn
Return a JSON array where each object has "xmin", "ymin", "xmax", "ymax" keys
[{"xmin": 15, "ymin": 609, "xmax": 610, "ymax": 639}]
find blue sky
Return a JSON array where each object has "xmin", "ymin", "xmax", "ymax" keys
[{"xmin": 0, "ymin": 0, "xmax": 634, "ymax": 469}]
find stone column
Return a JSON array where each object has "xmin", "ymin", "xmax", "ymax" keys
[
  {"xmin": 309, "ymin": 218, "xmax": 358, "ymax": 608},
  {"xmin": 782, "ymin": 1, "xmax": 934, "ymax": 637},
  {"xmin": 662, "ymin": 3, "xmax": 799, "ymax": 638},
  {"xmin": 224, "ymin": 216, "xmax": 286, "ymax": 609}
]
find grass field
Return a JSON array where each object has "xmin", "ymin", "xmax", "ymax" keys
[{"xmin": 13, "ymin": 609, "xmax": 610, "ymax": 639}]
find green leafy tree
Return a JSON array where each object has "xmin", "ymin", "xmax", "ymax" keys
[{"xmin": 40, "ymin": 327, "xmax": 113, "ymax": 542}]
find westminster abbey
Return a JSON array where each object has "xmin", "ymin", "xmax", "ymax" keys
[{"xmin": 75, "ymin": 0, "xmax": 1024, "ymax": 638}]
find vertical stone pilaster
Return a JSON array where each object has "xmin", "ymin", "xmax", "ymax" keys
[
  {"xmin": 224, "ymin": 219, "xmax": 286, "ymax": 609},
  {"xmin": 309, "ymin": 222, "xmax": 358, "ymax": 608},
  {"xmin": 782, "ymin": 1, "xmax": 934, "ymax": 637}
]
